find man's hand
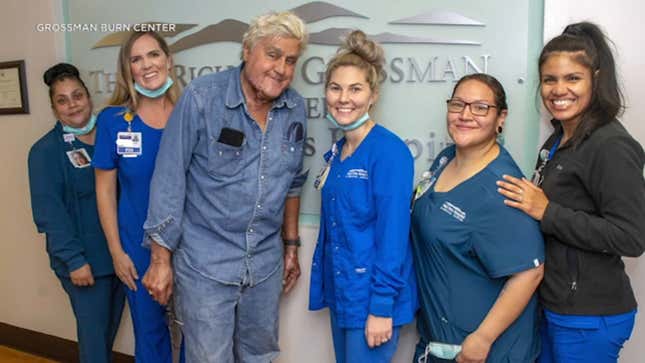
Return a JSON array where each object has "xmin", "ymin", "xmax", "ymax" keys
[
  {"xmin": 282, "ymin": 245, "xmax": 300, "ymax": 293},
  {"xmin": 142, "ymin": 242, "xmax": 173, "ymax": 305},
  {"xmin": 70, "ymin": 263, "xmax": 95, "ymax": 286}
]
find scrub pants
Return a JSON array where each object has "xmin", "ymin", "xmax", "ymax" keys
[
  {"xmin": 59, "ymin": 275, "xmax": 125, "ymax": 363},
  {"xmin": 538, "ymin": 309, "xmax": 636, "ymax": 363},
  {"xmin": 125, "ymin": 240, "xmax": 182, "ymax": 363},
  {"xmin": 329, "ymin": 311, "xmax": 401, "ymax": 363},
  {"xmin": 174, "ymin": 251, "xmax": 283, "ymax": 363}
]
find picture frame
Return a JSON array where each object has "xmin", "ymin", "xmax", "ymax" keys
[{"xmin": 0, "ymin": 60, "xmax": 29, "ymax": 115}]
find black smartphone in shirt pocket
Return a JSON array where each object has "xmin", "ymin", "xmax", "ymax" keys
[{"xmin": 217, "ymin": 127, "xmax": 245, "ymax": 147}]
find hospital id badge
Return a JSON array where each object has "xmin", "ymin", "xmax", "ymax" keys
[{"xmin": 116, "ymin": 132, "xmax": 142, "ymax": 157}]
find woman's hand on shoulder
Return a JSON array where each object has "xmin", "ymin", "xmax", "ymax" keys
[{"xmin": 497, "ymin": 175, "xmax": 549, "ymax": 220}]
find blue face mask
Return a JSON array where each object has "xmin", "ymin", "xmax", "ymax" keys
[
  {"xmin": 62, "ymin": 113, "xmax": 97, "ymax": 136},
  {"xmin": 325, "ymin": 112, "xmax": 371, "ymax": 131},
  {"xmin": 417, "ymin": 342, "xmax": 462, "ymax": 362},
  {"xmin": 134, "ymin": 77, "xmax": 174, "ymax": 98}
]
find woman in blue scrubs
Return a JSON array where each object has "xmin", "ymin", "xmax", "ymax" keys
[
  {"xmin": 308, "ymin": 30, "xmax": 418, "ymax": 363},
  {"xmin": 94, "ymin": 31, "xmax": 182, "ymax": 363},
  {"xmin": 29, "ymin": 63, "xmax": 125, "ymax": 363},
  {"xmin": 411, "ymin": 74, "xmax": 545, "ymax": 363},
  {"xmin": 498, "ymin": 22, "xmax": 645, "ymax": 363}
]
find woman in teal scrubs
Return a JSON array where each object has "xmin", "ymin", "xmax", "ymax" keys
[
  {"xmin": 29, "ymin": 63, "xmax": 125, "ymax": 363},
  {"xmin": 411, "ymin": 74, "xmax": 545, "ymax": 363}
]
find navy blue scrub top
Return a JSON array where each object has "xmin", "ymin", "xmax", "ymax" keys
[{"xmin": 411, "ymin": 145, "xmax": 544, "ymax": 363}]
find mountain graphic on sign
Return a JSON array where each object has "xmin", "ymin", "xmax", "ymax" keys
[
  {"xmin": 91, "ymin": 2, "xmax": 482, "ymax": 52},
  {"xmin": 389, "ymin": 10, "xmax": 484, "ymax": 26},
  {"xmin": 92, "ymin": 23, "xmax": 197, "ymax": 49},
  {"xmin": 291, "ymin": 1, "xmax": 369, "ymax": 22},
  {"xmin": 310, "ymin": 28, "xmax": 480, "ymax": 45}
]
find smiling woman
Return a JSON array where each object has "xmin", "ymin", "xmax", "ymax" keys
[
  {"xmin": 497, "ymin": 22, "xmax": 645, "ymax": 363},
  {"xmin": 308, "ymin": 30, "xmax": 418, "ymax": 363},
  {"xmin": 411, "ymin": 73, "xmax": 545, "ymax": 363},
  {"xmin": 92, "ymin": 31, "xmax": 183, "ymax": 363},
  {"xmin": 27, "ymin": 63, "xmax": 126, "ymax": 363}
]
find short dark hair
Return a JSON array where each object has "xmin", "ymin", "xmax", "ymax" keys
[
  {"xmin": 538, "ymin": 21, "xmax": 623, "ymax": 147},
  {"xmin": 43, "ymin": 63, "xmax": 89, "ymax": 102},
  {"xmin": 451, "ymin": 73, "xmax": 508, "ymax": 114}
]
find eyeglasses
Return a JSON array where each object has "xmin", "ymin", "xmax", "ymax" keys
[{"xmin": 446, "ymin": 98, "xmax": 497, "ymax": 116}]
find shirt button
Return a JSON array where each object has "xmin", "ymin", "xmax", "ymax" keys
[
  {"xmin": 332, "ymin": 222, "xmax": 336, "ymax": 227},
  {"xmin": 290, "ymin": 146, "xmax": 295, "ymax": 152},
  {"xmin": 247, "ymin": 253, "xmax": 252, "ymax": 258},
  {"xmin": 218, "ymin": 151, "xmax": 223, "ymax": 156},
  {"xmin": 331, "ymin": 197, "xmax": 335, "ymax": 201},
  {"xmin": 257, "ymin": 204, "xmax": 262, "ymax": 209},
  {"xmin": 441, "ymin": 317, "xmax": 448, "ymax": 323},
  {"xmin": 262, "ymin": 146, "xmax": 267, "ymax": 150},
  {"xmin": 260, "ymin": 175, "xmax": 265, "ymax": 180},
  {"xmin": 235, "ymin": 151, "xmax": 240, "ymax": 156},
  {"xmin": 336, "ymin": 271, "xmax": 340, "ymax": 275},
  {"xmin": 334, "ymin": 246, "xmax": 339, "ymax": 251},
  {"xmin": 248, "ymin": 228, "xmax": 254, "ymax": 233}
]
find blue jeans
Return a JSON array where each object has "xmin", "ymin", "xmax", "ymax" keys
[
  {"xmin": 330, "ymin": 311, "xmax": 401, "ymax": 363},
  {"xmin": 174, "ymin": 251, "xmax": 283, "ymax": 363},
  {"xmin": 538, "ymin": 309, "xmax": 636, "ymax": 363},
  {"xmin": 59, "ymin": 275, "xmax": 125, "ymax": 363}
]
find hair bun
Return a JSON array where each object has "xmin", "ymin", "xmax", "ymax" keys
[
  {"xmin": 43, "ymin": 63, "xmax": 80, "ymax": 86},
  {"xmin": 342, "ymin": 30, "xmax": 385, "ymax": 70}
]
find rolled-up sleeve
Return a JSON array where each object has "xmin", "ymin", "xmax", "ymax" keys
[{"xmin": 143, "ymin": 87, "xmax": 201, "ymax": 251}]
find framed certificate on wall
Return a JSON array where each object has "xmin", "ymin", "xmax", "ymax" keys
[{"xmin": 0, "ymin": 60, "xmax": 29, "ymax": 115}]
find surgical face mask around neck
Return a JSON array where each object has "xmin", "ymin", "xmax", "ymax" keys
[
  {"xmin": 62, "ymin": 113, "xmax": 97, "ymax": 136},
  {"xmin": 134, "ymin": 77, "xmax": 174, "ymax": 98},
  {"xmin": 325, "ymin": 112, "xmax": 370, "ymax": 131},
  {"xmin": 417, "ymin": 341, "xmax": 462, "ymax": 362}
]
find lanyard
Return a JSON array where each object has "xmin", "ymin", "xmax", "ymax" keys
[
  {"xmin": 548, "ymin": 134, "xmax": 563, "ymax": 160},
  {"xmin": 531, "ymin": 134, "xmax": 562, "ymax": 186}
]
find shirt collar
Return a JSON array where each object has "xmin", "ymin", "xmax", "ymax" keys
[{"xmin": 225, "ymin": 63, "xmax": 297, "ymax": 110}]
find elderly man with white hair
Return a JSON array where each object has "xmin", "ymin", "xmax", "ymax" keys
[{"xmin": 141, "ymin": 11, "xmax": 309, "ymax": 362}]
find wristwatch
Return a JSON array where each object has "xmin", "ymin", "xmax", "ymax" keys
[{"xmin": 283, "ymin": 237, "xmax": 301, "ymax": 247}]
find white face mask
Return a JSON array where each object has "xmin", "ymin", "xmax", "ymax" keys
[{"xmin": 418, "ymin": 341, "xmax": 462, "ymax": 362}]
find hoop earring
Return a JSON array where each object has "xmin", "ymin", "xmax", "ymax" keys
[{"xmin": 497, "ymin": 125, "xmax": 503, "ymax": 134}]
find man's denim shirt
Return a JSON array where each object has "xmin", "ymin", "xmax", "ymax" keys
[{"xmin": 143, "ymin": 64, "xmax": 307, "ymax": 286}]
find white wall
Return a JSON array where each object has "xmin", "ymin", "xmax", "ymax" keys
[{"xmin": 543, "ymin": 1, "xmax": 645, "ymax": 362}]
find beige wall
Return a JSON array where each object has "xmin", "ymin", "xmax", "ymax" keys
[{"xmin": 0, "ymin": 0, "xmax": 135, "ymax": 355}]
